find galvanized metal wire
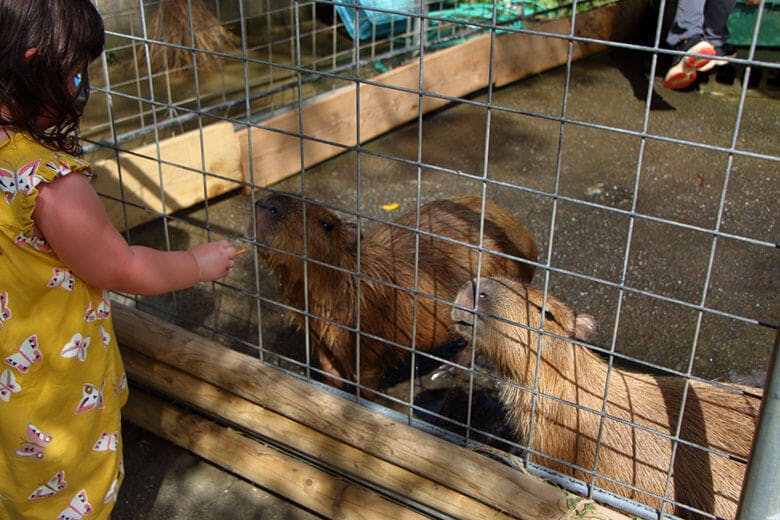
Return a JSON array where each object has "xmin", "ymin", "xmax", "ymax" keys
[{"xmin": 91, "ymin": 1, "xmax": 778, "ymax": 519}]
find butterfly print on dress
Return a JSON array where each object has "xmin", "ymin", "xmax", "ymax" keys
[
  {"xmin": 75, "ymin": 380, "xmax": 104, "ymax": 414},
  {"xmin": 4, "ymin": 335, "xmax": 42, "ymax": 373},
  {"xmin": 28, "ymin": 470, "xmax": 68, "ymax": 500},
  {"xmin": 61, "ymin": 333, "xmax": 90, "ymax": 363},
  {"xmin": 56, "ymin": 489, "xmax": 93, "ymax": 520},
  {"xmin": 15, "ymin": 423, "xmax": 52, "ymax": 460},
  {"xmin": 0, "ymin": 369, "xmax": 21, "ymax": 402},
  {"xmin": 0, "ymin": 160, "xmax": 43, "ymax": 203},
  {"xmin": 92, "ymin": 431, "xmax": 118, "ymax": 452},
  {"xmin": 0, "ymin": 291, "xmax": 10, "ymax": 331},
  {"xmin": 48, "ymin": 268, "xmax": 75, "ymax": 291}
]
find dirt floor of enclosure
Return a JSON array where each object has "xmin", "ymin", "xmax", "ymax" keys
[{"xmin": 111, "ymin": 47, "xmax": 778, "ymax": 519}]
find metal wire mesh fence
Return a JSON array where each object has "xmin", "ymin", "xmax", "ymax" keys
[{"xmin": 88, "ymin": 0, "xmax": 778, "ymax": 518}]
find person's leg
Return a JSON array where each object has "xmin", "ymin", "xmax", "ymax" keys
[
  {"xmin": 666, "ymin": 0, "xmax": 707, "ymax": 48},
  {"xmin": 699, "ymin": 0, "xmax": 738, "ymax": 69},
  {"xmin": 703, "ymin": 0, "xmax": 737, "ymax": 47},
  {"xmin": 664, "ymin": 0, "xmax": 717, "ymax": 88}
]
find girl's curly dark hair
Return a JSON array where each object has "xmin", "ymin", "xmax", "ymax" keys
[{"xmin": 0, "ymin": 0, "xmax": 104, "ymax": 155}]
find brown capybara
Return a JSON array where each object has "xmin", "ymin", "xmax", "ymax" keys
[
  {"xmin": 253, "ymin": 193, "xmax": 538, "ymax": 393},
  {"xmin": 451, "ymin": 276, "xmax": 761, "ymax": 519}
]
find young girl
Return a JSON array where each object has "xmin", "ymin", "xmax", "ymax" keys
[{"xmin": 0, "ymin": 1, "xmax": 237, "ymax": 518}]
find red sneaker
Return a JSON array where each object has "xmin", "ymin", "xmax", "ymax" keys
[
  {"xmin": 664, "ymin": 59, "xmax": 697, "ymax": 89},
  {"xmin": 663, "ymin": 40, "xmax": 716, "ymax": 90},
  {"xmin": 683, "ymin": 40, "xmax": 716, "ymax": 70},
  {"xmin": 699, "ymin": 44, "xmax": 737, "ymax": 72}
]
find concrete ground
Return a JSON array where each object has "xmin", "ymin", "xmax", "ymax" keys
[{"xmin": 111, "ymin": 44, "xmax": 778, "ymax": 519}]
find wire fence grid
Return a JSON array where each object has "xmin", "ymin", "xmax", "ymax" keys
[{"xmin": 88, "ymin": 0, "xmax": 778, "ymax": 518}]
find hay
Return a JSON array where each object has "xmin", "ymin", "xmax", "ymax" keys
[{"xmin": 146, "ymin": 0, "xmax": 239, "ymax": 73}]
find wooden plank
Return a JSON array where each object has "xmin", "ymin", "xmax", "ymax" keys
[
  {"xmin": 114, "ymin": 302, "xmax": 632, "ymax": 520},
  {"xmin": 238, "ymin": 0, "xmax": 648, "ymax": 188},
  {"xmin": 89, "ymin": 122, "xmax": 243, "ymax": 231},
  {"xmin": 122, "ymin": 348, "xmax": 518, "ymax": 520},
  {"xmin": 124, "ymin": 390, "xmax": 430, "ymax": 520}
]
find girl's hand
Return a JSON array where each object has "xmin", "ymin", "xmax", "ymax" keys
[{"xmin": 188, "ymin": 240, "xmax": 237, "ymax": 282}]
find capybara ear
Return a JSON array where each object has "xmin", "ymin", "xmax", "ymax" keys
[{"xmin": 573, "ymin": 314, "xmax": 596, "ymax": 341}]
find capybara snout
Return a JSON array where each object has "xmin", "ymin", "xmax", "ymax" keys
[
  {"xmin": 451, "ymin": 279, "xmax": 476, "ymax": 327},
  {"xmin": 254, "ymin": 195, "xmax": 283, "ymax": 226},
  {"xmin": 452, "ymin": 277, "xmax": 596, "ymax": 344},
  {"xmin": 253, "ymin": 193, "xmax": 357, "ymax": 266},
  {"xmin": 252, "ymin": 196, "xmax": 284, "ymax": 245}
]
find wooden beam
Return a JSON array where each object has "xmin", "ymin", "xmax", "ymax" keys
[
  {"xmin": 114, "ymin": 302, "xmax": 632, "ymax": 520},
  {"xmin": 124, "ymin": 390, "xmax": 430, "ymax": 520},
  {"xmin": 122, "ymin": 348, "xmax": 518, "ymax": 520},
  {"xmin": 89, "ymin": 122, "xmax": 243, "ymax": 231},
  {"xmin": 238, "ymin": 0, "xmax": 648, "ymax": 188}
]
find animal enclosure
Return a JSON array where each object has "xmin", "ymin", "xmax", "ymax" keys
[{"xmin": 88, "ymin": 0, "xmax": 778, "ymax": 519}]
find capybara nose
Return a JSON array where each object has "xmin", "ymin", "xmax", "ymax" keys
[
  {"xmin": 452, "ymin": 280, "xmax": 476, "ymax": 325},
  {"xmin": 255, "ymin": 196, "xmax": 284, "ymax": 221},
  {"xmin": 251, "ymin": 196, "xmax": 287, "ymax": 242}
]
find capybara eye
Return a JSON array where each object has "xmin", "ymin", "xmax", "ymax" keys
[
  {"xmin": 544, "ymin": 310, "xmax": 555, "ymax": 321},
  {"xmin": 319, "ymin": 219, "xmax": 333, "ymax": 232},
  {"xmin": 478, "ymin": 291, "xmax": 488, "ymax": 300}
]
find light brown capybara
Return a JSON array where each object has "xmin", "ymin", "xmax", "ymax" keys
[
  {"xmin": 252, "ymin": 193, "xmax": 538, "ymax": 393},
  {"xmin": 451, "ymin": 276, "xmax": 762, "ymax": 519}
]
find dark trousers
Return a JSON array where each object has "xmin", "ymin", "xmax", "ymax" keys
[{"xmin": 665, "ymin": 0, "xmax": 737, "ymax": 48}]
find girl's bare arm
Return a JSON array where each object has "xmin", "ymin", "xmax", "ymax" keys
[{"xmin": 33, "ymin": 173, "xmax": 236, "ymax": 295}]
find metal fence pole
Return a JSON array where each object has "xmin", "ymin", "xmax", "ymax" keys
[{"xmin": 737, "ymin": 330, "xmax": 780, "ymax": 520}]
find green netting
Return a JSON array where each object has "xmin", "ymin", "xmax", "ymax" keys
[{"xmin": 335, "ymin": 0, "xmax": 617, "ymax": 43}]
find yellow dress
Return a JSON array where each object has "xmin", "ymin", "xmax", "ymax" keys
[{"xmin": 0, "ymin": 133, "xmax": 128, "ymax": 520}]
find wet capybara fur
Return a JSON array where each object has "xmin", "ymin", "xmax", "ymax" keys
[
  {"xmin": 253, "ymin": 193, "xmax": 538, "ymax": 393},
  {"xmin": 452, "ymin": 276, "xmax": 761, "ymax": 519}
]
